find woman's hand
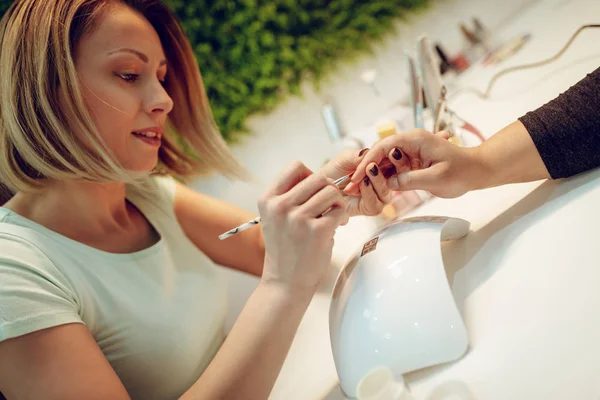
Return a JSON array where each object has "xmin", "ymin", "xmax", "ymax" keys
[
  {"xmin": 258, "ymin": 161, "xmax": 350, "ymax": 293},
  {"xmin": 347, "ymin": 129, "xmax": 485, "ymax": 199},
  {"xmin": 320, "ymin": 148, "xmax": 394, "ymax": 216}
]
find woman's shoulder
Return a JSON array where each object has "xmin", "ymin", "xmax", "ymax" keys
[
  {"xmin": 0, "ymin": 216, "xmax": 62, "ymax": 273},
  {"xmin": 0, "ymin": 221, "xmax": 82, "ymax": 343},
  {"xmin": 0, "ymin": 209, "xmax": 85, "ymax": 285}
]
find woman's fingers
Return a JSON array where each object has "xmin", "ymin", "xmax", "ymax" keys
[
  {"xmin": 351, "ymin": 142, "xmax": 394, "ymax": 184},
  {"xmin": 343, "ymin": 181, "xmax": 361, "ymax": 196},
  {"xmin": 436, "ymin": 130, "xmax": 451, "ymax": 140},
  {"xmin": 344, "ymin": 162, "xmax": 393, "ymax": 216},
  {"xmin": 315, "ymin": 206, "xmax": 350, "ymax": 230},
  {"xmin": 387, "ymin": 147, "xmax": 411, "ymax": 175},
  {"xmin": 356, "ymin": 175, "xmax": 379, "ymax": 215},
  {"xmin": 265, "ymin": 161, "xmax": 312, "ymax": 196},
  {"xmin": 350, "ymin": 129, "xmax": 430, "ymax": 184},
  {"xmin": 301, "ymin": 184, "xmax": 347, "ymax": 218},
  {"xmin": 387, "ymin": 164, "xmax": 444, "ymax": 192},
  {"xmin": 365, "ymin": 163, "xmax": 392, "ymax": 205},
  {"xmin": 343, "ymin": 157, "xmax": 401, "ymax": 197},
  {"xmin": 284, "ymin": 172, "xmax": 331, "ymax": 206}
]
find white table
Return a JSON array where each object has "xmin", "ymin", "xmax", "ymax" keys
[{"xmin": 272, "ymin": 0, "xmax": 600, "ymax": 398}]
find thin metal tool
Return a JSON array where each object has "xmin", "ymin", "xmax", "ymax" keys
[
  {"xmin": 218, "ymin": 173, "xmax": 353, "ymax": 240},
  {"xmin": 433, "ymin": 85, "xmax": 447, "ymax": 133}
]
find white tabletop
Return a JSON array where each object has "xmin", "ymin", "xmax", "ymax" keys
[{"xmin": 272, "ymin": 0, "xmax": 600, "ymax": 398}]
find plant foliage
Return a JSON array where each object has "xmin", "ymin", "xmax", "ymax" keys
[{"xmin": 0, "ymin": 0, "xmax": 427, "ymax": 142}]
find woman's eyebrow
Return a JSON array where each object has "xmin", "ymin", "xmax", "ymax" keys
[{"xmin": 107, "ymin": 48, "xmax": 167, "ymax": 66}]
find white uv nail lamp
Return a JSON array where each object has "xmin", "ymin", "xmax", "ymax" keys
[{"xmin": 329, "ymin": 216, "xmax": 470, "ymax": 399}]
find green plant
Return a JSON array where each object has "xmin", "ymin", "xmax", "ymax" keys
[
  {"xmin": 0, "ymin": 0, "xmax": 10, "ymax": 15},
  {"xmin": 165, "ymin": 0, "xmax": 427, "ymax": 142},
  {"xmin": 0, "ymin": 0, "xmax": 428, "ymax": 142}
]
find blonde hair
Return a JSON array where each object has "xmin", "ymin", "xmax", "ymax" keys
[{"xmin": 0, "ymin": 0, "xmax": 247, "ymax": 199}]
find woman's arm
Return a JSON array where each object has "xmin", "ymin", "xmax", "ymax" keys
[
  {"xmin": 0, "ymin": 284, "xmax": 313, "ymax": 400},
  {"xmin": 182, "ymin": 161, "xmax": 348, "ymax": 399},
  {"xmin": 517, "ymin": 66, "xmax": 600, "ymax": 179},
  {"xmin": 346, "ymin": 123, "xmax": 550, "ymax": 198},
  {"xmin": 349, "ymin": 67, "xmax": 600, "ymax": 197},
  {"xmin": 181, "ymin": 281, "xmax": 312, "ymax": 400},
  {"xmin": 470, "ymin": 120, "xmax": 550, "ymax": 190},
  {"xmin": 173, "ymin": 148, "xmax": 396, "ymax": 277},
  {"xmin": 0, "ymin": 324, "xmax": 131, "ymax": 400},
  {"xmin": 0, "ymin": 162, "xmax": 348, "ymax": 400},
  {"xmin": 174, "ymin": 181, "xmax": 265, "ymax": 277}
]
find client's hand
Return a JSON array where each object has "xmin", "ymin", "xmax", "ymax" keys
[
  {"xmin": 346, "ymin": 129, "xmax": 484, "ymax": 199},
  {"xmin": 321, "ymin": 148, "xmax": 394, "ymax": 216}
]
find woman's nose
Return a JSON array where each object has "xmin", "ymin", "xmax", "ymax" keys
[{"xmin": 145, "ymin": 81, "xmax": 173, "ymax": 115}]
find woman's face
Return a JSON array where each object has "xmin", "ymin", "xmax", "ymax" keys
[{"xmin": 73, "ymin": 3, "xmax": 173, "ymax": 172}]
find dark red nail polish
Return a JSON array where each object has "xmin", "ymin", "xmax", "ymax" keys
[
  {"xmin": 392, "ymin": 148, "xmax": 402, "ymax": 160},
  {"xmin": 359, "ymin": 148, "xmax": 369, "ymax": 157},
  {"xmin": 369, "ymin": 165, "xmax": 379, "ymax": 176},
  {"xmin": 363, "ymin": 176, "xmax": 370, "ymax": 186}
]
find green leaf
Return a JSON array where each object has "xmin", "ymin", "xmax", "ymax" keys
[{"xmin": 0, "ymin": 0, "xmax": 430, "ymax": 142}]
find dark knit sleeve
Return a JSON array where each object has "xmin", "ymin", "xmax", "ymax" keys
[{"xmin": 518, "ymin": 66, "xmax": 600, "ymax": 179}]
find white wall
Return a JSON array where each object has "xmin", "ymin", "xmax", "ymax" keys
[{"xmin": 189, "ymin": 0, "xmax": 543, "ymax": 330}]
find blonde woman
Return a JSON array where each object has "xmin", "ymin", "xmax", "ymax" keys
[{"xmin": 0, "ymin": 1, "xmax": 393, "ymax": 399}]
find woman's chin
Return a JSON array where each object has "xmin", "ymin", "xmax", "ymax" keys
[{"xmin": 123, "ymin": 158, "xmax": 160, "ymax": 174}]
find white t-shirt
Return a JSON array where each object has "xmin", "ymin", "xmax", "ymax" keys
[{"xmin": 0, "ymin": 176, "xmax": 228, "ymax": 399}]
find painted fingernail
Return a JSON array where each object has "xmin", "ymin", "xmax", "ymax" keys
[
  {"xmin": 392, "ymin": 148, "xmax": 402, "ymax": 160},
  {"xmin": 369, "ymin": 165, "xmax": 379, "ymax": 177},
  {"xmin": 363, "ymin": 176, "xmax": 370, "ymax": 186},
  {"xmin": 358, "ymin": 148, "xmax": 369, "ymax": 157}
]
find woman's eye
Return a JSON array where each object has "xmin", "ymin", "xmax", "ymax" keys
[
  {"xmin": 117, "ymin": 73, "xmax": 166, "ymax": 87},
  {"xmin": 117, "ymin": 73, "xmax": 138, "ymax": 83}
]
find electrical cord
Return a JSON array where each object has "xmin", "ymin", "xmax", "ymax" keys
[{"xmin": 450, "ymin": 24, "xmax": 600, "ymax": 100}]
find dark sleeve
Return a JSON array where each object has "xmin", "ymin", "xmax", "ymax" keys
[{"xmin": 518, "ymin": 66, "xmax": 600, "ymax": 179}]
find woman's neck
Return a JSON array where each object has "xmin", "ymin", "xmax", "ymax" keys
[{"xmin": 4, "ymin": 179, "xmax": 134, "ymax": 237}]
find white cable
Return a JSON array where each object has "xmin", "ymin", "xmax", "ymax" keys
[{"xmin": 451, "ymin": 24, "xmax": 600, "ymax": 100}]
